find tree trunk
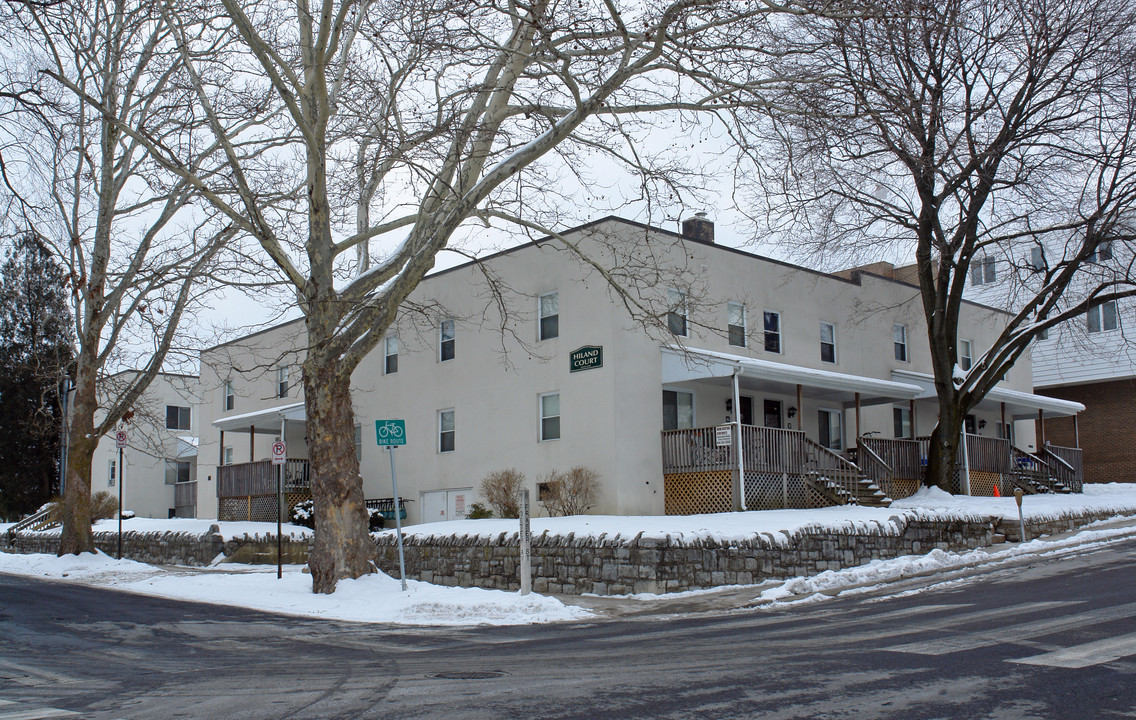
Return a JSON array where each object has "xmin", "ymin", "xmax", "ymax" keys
[
  {"xmin": 57, "ymin": 363, "xmax": 97, "ymax": 555},
  {"xmin": 923, "ymin": 403, "xmax": 964, "ymax": 492},
  {"xmin": 303, "ymin": 355, "xmax": 374, "ymax": 594}
]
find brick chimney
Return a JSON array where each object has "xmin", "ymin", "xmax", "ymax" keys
[{"xmin": 681, "ymin": 212, "xmax": 714, "ymax": 244}]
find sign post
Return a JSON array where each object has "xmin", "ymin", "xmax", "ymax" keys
[
  {"xmin": 520, "ymin": 488, "xmax": 531, "ymax": 596},
  {"xmin": 272, "ymin": 440, "xmax": 286, "ymax": 579},
  {"xmin": 376, "ymin": 420, "xmax": 408, "ymax": 591},
  {"xmin": 115, "ymin": 430, "xmax": 127, "ymax": 560}
]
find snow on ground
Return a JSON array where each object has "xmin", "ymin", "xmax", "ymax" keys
[
  {"xmin": 0, "ymin": 551, "xmax": 591, "ymax": 626},
  {"xmin": 1, "ymin": 517, "xmax": 313, "ymax": 541},
  {"xmin": 890, "ymin": 482, "xmax": 1136, "ymax": 521}
]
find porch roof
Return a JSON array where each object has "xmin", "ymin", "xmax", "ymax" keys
[
  {"xmin": 212, "ymin": 401, "xmax": 306, "ymax": 434},
  {"xmin": 891, "ymin": 370, "xmax": 1084, "ymax": 419},
  {"xmin": 661, "ymin": 346, "xmax": 923, "ymax": 407}
]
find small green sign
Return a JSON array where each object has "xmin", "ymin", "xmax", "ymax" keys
[
  {"xmin": 570, "ymin": 345, "xmax": 603, "ymax": 373},
  {"xmin": 375, "ymin": 419, "xmax": 406, "ymax": 446}
]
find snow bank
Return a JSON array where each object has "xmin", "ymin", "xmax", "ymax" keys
[{"xmin": 891, "ymin": 482, "xmax": 1136, "ymax": 521}]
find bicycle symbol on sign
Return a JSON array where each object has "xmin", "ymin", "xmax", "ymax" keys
[
  {"xmin": 377, "ymin": 421, "xmax": 404, "ymax": 439},
  {"xmin": 375, "ymin": 419, "xmax": 407, "ymax": 446}
]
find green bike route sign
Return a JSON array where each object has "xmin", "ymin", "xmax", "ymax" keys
[{"xmin": 375, "ymin": 419, "xmax": 406, "ymax": 446}]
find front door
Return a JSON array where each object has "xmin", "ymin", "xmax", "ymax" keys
[
  {"xmin": 740, "ymin": 396, "xmax": 754, "ymax": 426},
  {"xmin": 764, "ymin": 399, "xmax": 782, "ymax": 428}
]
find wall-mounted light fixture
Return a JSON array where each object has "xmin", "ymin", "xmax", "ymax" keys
[
  {"xmin": 787, "ymin": 407, "xmax": 798, "ymax": 419},
  {"xmin": 978, "ymin": 419, "xmax": 987, "ymax": 430}
]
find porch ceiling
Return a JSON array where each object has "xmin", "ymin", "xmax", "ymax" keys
[
  {"xmin": 662, "ymin": 346, "xmax": 923, "ymax": 408},
  {"xmin": 212, "ymin": 401, "xmax": 306, "ymax": 433},
  {"xmin": 891, "ymin": 370, "xmax": 1084, "ymax": 419}
]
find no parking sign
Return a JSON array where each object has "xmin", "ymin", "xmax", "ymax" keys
[{"xmin": 271, "ymin": 441, "xmax": 287, "ymax": 465}]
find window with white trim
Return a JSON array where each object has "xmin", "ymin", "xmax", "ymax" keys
[
  {"xmin": 223, "ymin": 379, "xmax": 235, "ymax": 411},
  {"xmin": 667, "ymin": 289, "xmax": 687, "ymax": 336},
  {"xmin": 539, "ymin": 291, "xmax": 559, "ymax": 341},
  {"xmin": 108, "ymin": 459, "xmax": 116, "ymax": 487},
  {"xmin": 165, "ymin": 460, "xmax": 191, "ymax": 485},
  {"xmin": 1087, "ymin": 301, "xmax": 1118, "ymax": 333},
  {"xmin": 355, "ymin": 424, "xmax": 363, "ymax": 462},
  {"xmin": 439, "ymin": 319, "xmax": 455, "ymax": 361},
  {"xmin": 662, "ymin": 390, "xmax": 694, "ymax": 431},
  {"xmin": 1089, "ymin": 241, "xmax": 1113, "ymax": 263},
  {"xmin": 539, "ymin": 392, "xmax": 560, "ymax": 441},
  {"xmin": 165, "ymin": 405, "xmax": 191, "ymax": 430},
  {"xmin": 223, "ymin": 447, "xmax": 234, "ymax": 465},
  {"xmin": 959, "ymin": 339, "xmax": 973, "ymax": 371},
  {"xmin": 439, "ymin": 409, "xmax": 455, "ymax": 452},
  {"xmin": 893, "ymin": 407, "xmax": 912, "ymax": 439},
  {"xmin": 818, "ymin": 409, "xmax": 843, "ymax": 451},
  {"xmin": 894, "ymin": 324, "xmax": 908, "ymax": 362},
  {"xmin": 970, "ymin": 255, "xmax": 996, "ymax": 285},
  {"xmin": 727, "ymin": 302, "xmax": 746, "ymax": 347},
  {"xmin": 1029, "ymin": 246, "xmax": 1044, "ymax": 272},
  {"xmin": 820, "ymin": 321, "xmax": 836, "ymax": 364},
  {"xmin": 384, "ymin": 335, "xmax": 398, "ymax": 374},
  {"xmin": 763, "ymin": 310, "xmax": 781, "ymax": 353},
  {"xmin": 277, "ymin": 367, "xmax": 290, "ymax": 399}
]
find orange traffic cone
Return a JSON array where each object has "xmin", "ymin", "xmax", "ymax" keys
[{"xmin": 993, "ymin": 484, "xmax": 1001, "ymax": 497}]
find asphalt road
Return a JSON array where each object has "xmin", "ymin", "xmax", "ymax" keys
[{"xmin": 2, "ymin": 537, "xmax": 1135, "ymax": 719}]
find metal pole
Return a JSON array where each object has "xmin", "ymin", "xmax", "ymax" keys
[
  {"xmin": 1015, "ymin": 488, "xmax": 1027, "ymax": 542},
  {"xmin": 520, "ymin": 488, "xmax": 531, "ymax": 595},
  {"xmin": 389, "ymin": 447, "xmax": 407, "ymax": 591},
  {"xmin": 732, "ymin": 368, "xmax": 746, "ymax": 511},
  {"xmin": 278, "ymin": 419, "xmax": 284, "ymax": 580},
  {"xmin": 117, "ymin": 446, "xmax": 123, "ymax": 560}
]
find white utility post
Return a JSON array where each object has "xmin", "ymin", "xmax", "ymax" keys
[{"xmin": 520, "ymin": 488, "xmax": 531, "ymax": 595}]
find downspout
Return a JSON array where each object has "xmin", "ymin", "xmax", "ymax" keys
[{"xmin": 733, "ymin": 366, "xmax": 746, "ymax": 511}]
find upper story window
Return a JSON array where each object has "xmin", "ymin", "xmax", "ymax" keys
[
  {"xmin": 276, "ymin": 367, "xmax": 290, "ymax": 399},
  {"xmin": 1029, "ymin": 246, "xmax": 1044, "ymax": 272},
  {"xmin": 165, "ymin": 405, "xmax": 191, "ymax": 430},
  {"xmin": 223, "ymin": 446, "xmax": 234, "ymax": 465},
  {"xmin": 819, "ymin": 321, "xmax": 836, "ymax": 364},
  {"xmin": 1089, "ymin": 241, "xmax": 1113, "ymax": 263},
  {"xmin": 763, "ymin": 311, "xmax": 781, "ymax": 353},
  {"xmin": 354, "ymin": 424, "xmax": 363, "ymax": 462},
  {"xmin": 727, "ymin": 302, "xmax": 746, "ymax": 347},
  {"xmin": 107, "ymin": 459, "xmax": 116, "ymax": 487},
  {"xmin": 439, "ymin": 409, "xmax": 455, "ymax": 452},
  {"xmin": 223, "ymin": 379, "xmax": 235, "ymax": 411},
  {"xmin": 539, "ymin": 291, "xmax": 559, "ymax": 341},
  {"xmin": 539, "ymin": 392, "xmax": 561, "ymax": 441},
  {"xmin": 970, "ymin": 255, "xmax": 996, "ymax": 285},
  {"xmin": 439, "ymin": 319, "xmax": 455, "ymax": 361},
  {"xmin": 667, "ymin": 289, "xmax": 687, "ymax": 337},
  {"xmin": 165, "ymin": 460, "xmax": 191, "ymax": 484},
  {"xmin": 959, "ymin": 339, "xmax": 973, "ymax": 371},
  {"xmin": 894, "ymin": 324, "xmax": 908, "ymax": 362},
  {"xmin": 1087, "ymin": 300, "xmax": 1118, "ymax": 333},
  {"xmin": 384, "ymin": 335, "xmax": 398, "ymax": 374}
]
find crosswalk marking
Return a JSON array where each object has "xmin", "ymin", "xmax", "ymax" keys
[
  {"xmin": 843, "ymin": 600, "xmax": 1077, "ymax": 643},
  {"xmin": 885, "ymin": 601, "xmax": 1136, "ymax": 656},
  {"xmin": 0, "ymin": 700, "xmax": 78, "ymax": 720},
  {"xmin": 1011, "ymin": 630, "xmax": 1136, "ymax": 669}
]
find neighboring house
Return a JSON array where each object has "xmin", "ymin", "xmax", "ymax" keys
[
  {"xmin": 965, "ymin": 242, "xmax": 1127, "ymax": 484},
  {"xmin": 89, "ymin": 372, "xmax": 200, "ymax": 518},
  {"xmin": 195, "ymin": 215, "xmax": 1081, "ymax": 524}
]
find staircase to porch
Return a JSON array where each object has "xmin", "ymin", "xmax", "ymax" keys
[{"xmin": 802, "ymin": 438, "xmax": 893, "ymax": 508}]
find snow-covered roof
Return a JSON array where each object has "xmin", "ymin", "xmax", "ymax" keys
[
  {"xmin": 212, "ymin": 402, "xmax": 307, "ymax": 433},
  {"xmin": 662, "ymin": 346, "xmax": 924, "ymax": 406},
  {"xmin": 892, "ymin": 370, "xmax": 1084, "ymax": 419}
]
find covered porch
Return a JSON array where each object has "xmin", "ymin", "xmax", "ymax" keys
[{"xmin": 213, "ymin": 402, "xmax": 309, "ymax": 522}]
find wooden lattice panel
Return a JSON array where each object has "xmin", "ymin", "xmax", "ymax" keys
[
  {"xmin": 665, "ymin": 471, "xmax": 733, "ymax": 515},
  {"xmin": 219, "ymin": 492, "xmax": 312, "ymax": 523},
  {"xmin": 888, "ymin": 478, "xmax": 920, "ymax": 500},
  {"xmin": 968, "ymin": 471, "xmax": 1001, "ymax": 497}
]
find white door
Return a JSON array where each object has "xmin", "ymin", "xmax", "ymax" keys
[{"xmin": 421, "ymin": 488, "xmax": 472, "ymax": 523}]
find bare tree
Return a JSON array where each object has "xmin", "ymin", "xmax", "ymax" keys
[
  {"xmin": 1, "ymin": 0, "xmax": 234, "ymax": 552},
  {"xmin": 50, "ymin": 0, "xmax": 805, "ymax": 592},
  {"xmin": 739, "ymin": 0, "xmax": 1136, "ymax": 490}
]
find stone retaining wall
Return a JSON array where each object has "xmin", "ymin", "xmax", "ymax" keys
[{"xmin": 4, "ymin": 508, "xmax": 1132, "ymax": 595}]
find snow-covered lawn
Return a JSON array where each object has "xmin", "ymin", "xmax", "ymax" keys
[{"xmin": 2, "ymin": 483, "xmax": 1135, "ymax": 626}]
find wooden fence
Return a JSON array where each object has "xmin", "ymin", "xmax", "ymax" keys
[{"xmin": 218, "ymin": 459, "xmax": 311, "ymax": 498}]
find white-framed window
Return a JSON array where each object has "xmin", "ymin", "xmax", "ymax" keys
[
  {"xmin": 354, "ymin": 424, "xmax": 363, "ymax": 462},
  {"xmin": 959, "ymin": 339, "xmax": 973, "ymax": 371},
  {"xmin": 1087, "ymin": 301, "xmax": 1118, "ymax": 333},
  {"xmin": 439, "ymin": 319, "xmax": 455, "ymax": 361},
  {"xmin": 165, "ymin": 405, "xmax": 191, "ymax": 430},
  {"xmin": 539, "ymin": 392, "xmax": 560, "ymax": 441},
  {"xmin": 384, "ymin": 335, "xmax": 398, "ymax": 374},
  {"xmin": 223, "ymin": 379, "xmax": 235, "ymax": 411},
  {"xmin": 1089, "ymin": 241, "xmax": 1113, "ymax": 263},
  {"xmin": 277, "ymin": 367, "xmax": 290, "ymax": 399},
  {"xmin": 893, "ymin": 407, "xmax": 913, "ymax": 439},
  {"xmin": 818, "ymin": 409, "xmax": 843, "ymax": 451},
  {"xmin": 894, "ymin": 324, "xmax": 908, "ymax": 362},
  {"xmin": 108, "ymin": 459, "xmax": 116, "ymax": 487},
  {"xmin": 165, "ymin": 460, "xmax": 191, "ymax": 485},
  {"xmin": 970, "ymin": 255, "xmax": 996, "ymax": 285},
  {"xmin": 223, "ymin": 447, "xmax": 234, "ymax": 465},
  {"xmin": 662, "ymin": 389, "xmax": 694, "ymax": 431},
  {"xmin": 1038, "ymin": 326, "xmax": 1049, "ymax": 341},
  {"xmin": 727, "ymin": 302, "xmax": 746, "ymax": 347},
  {"xmin": 439, "ymin": 409, "xmax": 455, "ymax": 452},
  {"xmin": 820, "ymin": 321, "xmax": 836, "ymax": 364},
  {"xmin": 763, "ymin": 310, "xmax": 781, "ymax": 353},
  {"xmin": 539, "ymin": 291, "xmax": 559, "ymax": 341},
  {"xmin": 1029, "ymin": 246, "xmax": 1044, "ymax": 272},
  {"xmin": 667, "ymin": 289, "xmax": 687, "ymax": 337}
]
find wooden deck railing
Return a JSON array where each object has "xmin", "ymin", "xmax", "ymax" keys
[
  {"xmin": 661, "ymin": 425, "xmax": 807, "ymax": 474},
  {"xmin": 218, "ymin": 459, "xmax": 311, "ymax": 497},
  {"xmin": 964, "ymin": 435, "xmax": 1011, "ymax": 473},
  {"xmin": 1042, "ymin": 444, "xmax": 1083, "ymax": 492}
]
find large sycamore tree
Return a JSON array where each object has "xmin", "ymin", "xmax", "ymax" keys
[
  {"xmin": 65, "ymin": 0, "xmax": 801, "ymax": 592},
  {"xmin": 741, "ymin": 0, "xmax": 1136, "ymax": 490},
  {"xmin": 2, "ymin": 0, "xmax": 232, "ymax": 552}
]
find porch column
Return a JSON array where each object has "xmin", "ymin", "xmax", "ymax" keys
[
  {"xmin": 1074, "ymin": 414, "xmax": 1080, "ymax": 448},
  {"xmin": 1038, "ymin": 409, "xmax": 1045, "ymax": 447},
  {"xmin": 732, "ymin": 368, "xmax": 746, "ymax": 511},
  {"xmin": 854, "ymin": 392, "xmax": 861, "ymax": 444},
  {"xmin": 250, "ymin": 425, "xmax": 255, "ymax": 461},
  {"xmin": 910, "ymin": 399, "xmax": 916, "ymax": 438},
  {"xmin": 1001, "ymin": 402, "xmax": 1006, "ymax": 440},
  {"xmin": 218, "ymin": 429, "xmax": 225, "ymax": 465},
  {"xmin": 796, "ymin": 384, "xmax": 803, "ymax": 431}
]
